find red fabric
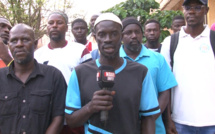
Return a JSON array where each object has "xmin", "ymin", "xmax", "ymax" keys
[
  {"xmin": 0, "ymin": 60, "xmax": 6, "ymax": 68},
  {"xmin": 86, "ymin": 42, "xmax": 92, "ymax": 52},
  {"xmin": 60, "ymin": 125, "xmax": 84, "ymax": 134}
]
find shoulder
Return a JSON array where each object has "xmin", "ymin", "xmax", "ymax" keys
[{"xmin": 126, "ymin": 60, "xmax": 148, "ymax": 72}]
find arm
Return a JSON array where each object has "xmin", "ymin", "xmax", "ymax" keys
[
  {"xmin": 141, "ymin": 115, "xmax": 155, "ymax": 134},
  {"xmin": 66, "ymin": 89, "xmax": 115, "ymax": 128},
  {"xmin": 0, "ymin": 39, "xmax": 12, "ymax": 65},
  {"xmin": 153, "ymin": 89, "xmax": 170, "ymax": 119},
  {"xmin": 162, "ymin": 89, "xmax": 177, "ymax": 134},
  {"xmin": 45, "ymin": 116, "xmax": 63, "ymax": 134}
]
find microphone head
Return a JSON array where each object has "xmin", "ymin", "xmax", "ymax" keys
[{"xmin": 97, "ymin": 65, "xmax": 115, "ymax": 88}]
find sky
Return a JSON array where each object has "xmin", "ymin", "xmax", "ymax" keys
[{"xmin": 70, "ymin": 0, "xmax": 126, "ymax": 22}]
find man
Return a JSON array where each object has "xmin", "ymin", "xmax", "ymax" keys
[
  {"xmin": 35, "ymin": 11, "xmax": 91, "ymax": 134},
  {"xmin": 144, "ymin": 19, "xmax": 162, "ymax": 52},
  {"xmin": 35, "ymin": 11, "xmax": 92, "ymax": 84},
  {"xmin": 162, "ymin": 16, "xmax": 185, "ymax": 46},
  {"xmin": 89, "ymin": 14, "xmax": 99, "ymax": 32},
  {"xmin": 0, "ymin": 17, "xmax": 12, "ymax": 68},
  {"xmin": 72, "ymin": 18, "xmax": 97, "ymax": 51},
  {"xmin": 120, "ymin": 17, "xmax": 177, "ymax": 134},
  {"xmin": 65, "ymin": 13, "xmax": 160, "ymax": 134},
  {"xmin": 0, "ymin": 24, "xmax": 66, "ymax": 134},
  {"xmin": 161, "ymin": 0, "xmax": 215, "ymax": 133},
  {"xmin": 171, "ymin": 15, "xmax": 186, "ymax": 34}
]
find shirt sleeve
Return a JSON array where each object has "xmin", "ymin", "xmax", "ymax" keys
[
  {"xmin": 52, "ymin": 69, "xmax": 67, "ymax": 117},
  {"xmin": 139, "ymin": 71, "xmax": 160, "ymax": 116},
  {"xmin": 160, "ymin": 36, "xmax": 172, "ymax": 69},
  {"xmin": 65, "ymin": 70, "xmax": 82, "ymax": 114},
  {"xmin": 156, "ymin": 56, "xmax": 178, "ymax": 92}
]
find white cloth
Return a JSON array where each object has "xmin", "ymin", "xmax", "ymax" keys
[
  {"xmin": 35, "ymin": 41, "xmax": 92, "ymax": 84},
  {"xmin": 161, "ymin": 26, "xmax": 215, "ymax": 127}
]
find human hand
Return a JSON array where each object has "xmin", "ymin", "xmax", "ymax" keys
[
  {"xmin": 165, "ymin": 119, "xmax": 178, "ymax": 134},
  {"xmin": 87, "ymin": 89, "xmax": 116, "ymax": 114}
]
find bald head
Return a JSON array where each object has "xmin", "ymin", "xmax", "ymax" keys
[
  {"xmin": 10, "ymin": 24, "xmax": 35, "ymax": 40},
  {"xmin": 9, "ymin": 24, "xmax": 37, "ymax": 65}
]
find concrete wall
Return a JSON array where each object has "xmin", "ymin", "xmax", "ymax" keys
[{"xmin": 208, "ymin": 0, "xmax": 215, "ymax": 27}]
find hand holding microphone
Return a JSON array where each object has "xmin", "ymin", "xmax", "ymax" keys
[{"xmin": 97, "ymin": 65, "xmax": 115, "ymax": 122}]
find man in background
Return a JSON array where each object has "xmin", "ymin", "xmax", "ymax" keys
[
  {"xmin": 144, "ymin": 19, "xmax": 162, "ymax": 52},
  {"xmin": 120, "ymin": 17, "xmax": 177, "ymax": 134},
  {"xmin": 0, "ymin": 17, "xmax": 12, "ymax": 68}
]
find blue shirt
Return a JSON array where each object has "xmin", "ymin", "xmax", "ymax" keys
[{"xmin": 120, "ymin": 45, "xmax": 178, "ymax": 134}]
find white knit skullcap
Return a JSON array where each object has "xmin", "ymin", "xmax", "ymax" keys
[{"xmin": 94, "ymin": 13, "xmax": 122, "ymax": 28}]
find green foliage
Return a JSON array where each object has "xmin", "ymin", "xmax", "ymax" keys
[
  {"xmin": 0, "ymin": 0, "xmax": 46, "ymax": 39},
  {"xmin": 103, "ymin": 0, "xmax": 183, "ymax": 43}
]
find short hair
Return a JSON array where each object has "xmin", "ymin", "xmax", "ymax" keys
[
  {"xmin": 48, "ymin": 11, "xmax": 68, "ymax": 24},
  {"xmin": 144, "ymin": 19, "xmax": 161, "ymax": 30},
  {"xmin": 172, "ymin": 15, "xmax": 185, "ymax": 22},
  {"xmin": 71, "ymin": 18, "xmax": 88, "ymax": 28}
]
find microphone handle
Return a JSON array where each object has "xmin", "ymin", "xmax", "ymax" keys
[{"xmin": 100, "ymin": 87, "xmax": 109, "ymax": 122}]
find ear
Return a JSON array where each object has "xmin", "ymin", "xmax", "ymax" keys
[
  {"xmin": 34, "ymin": 40, "xmax": 38, "ymax": 50},
  {"xmin": 205, "ymin": 7, "xmax": 209, "ymax": 15}
]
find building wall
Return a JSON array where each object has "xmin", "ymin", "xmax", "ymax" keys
[{"xmin": 208, "ymin": 0, "xmax": 215, "ymax": 27}]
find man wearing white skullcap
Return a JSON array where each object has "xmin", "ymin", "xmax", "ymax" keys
[{"xmin": 65, "ymin": 13, "xmax": 160, "ymax": 133}]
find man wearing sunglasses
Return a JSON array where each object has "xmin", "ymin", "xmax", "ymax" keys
[{"xmin": 161, "ymin": 0, "xmax": 215, "ymax": 134}]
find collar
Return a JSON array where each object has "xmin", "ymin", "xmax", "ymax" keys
[
  {"xmin": 48, "ymin": 40, "xmax": 68, "ymax": 49},
  {"xmin": 120, "ymin": 44, "xmax": 150, "ymax": 61},
  {"xmin": 7, "ymin": 60, "xmax": 44, "ymax": 79},
  {"xmin": 180, "ymin": 25, "xmax": 210, "ymax": 38},
  {"xmin": 95, "ymin": 58, "xmax": 127, "ymax": 74}
]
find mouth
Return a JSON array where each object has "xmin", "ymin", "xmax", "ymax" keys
[
  {"xmin": 0, "ymin": 34, "xmax": 9, "ymax": 39},
  {"xmin": 103, "ymin": 45, "xmax": 115, "ymax": 53}
]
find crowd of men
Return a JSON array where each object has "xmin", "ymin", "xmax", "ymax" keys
[{"xmin": 0, "ymin": 0, "xmax": 215, "ymax": 134}]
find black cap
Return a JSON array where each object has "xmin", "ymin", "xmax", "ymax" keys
[
  {"xmin": 183, "ymin": 0, "xmax": 208, "ymax": 5},
  {"xmin": 122, "ymin": 17, "xmax": 143, "ymax": 33}
]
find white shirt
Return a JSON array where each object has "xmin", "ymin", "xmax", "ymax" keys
[
  {"xmin": 35, "ymin": 41, "xmax": 92, "ymax": 84},
  {"xmin": 161, "ymin": 26, "xmax": 215, "ymax": 126}
]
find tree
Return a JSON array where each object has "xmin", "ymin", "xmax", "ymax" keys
[
  {"xmin": 0, "ymin": 0, "xmax": 47, "ymax": 39},
  {"xmin": 103, "ymin": 0, "xmax": 183, "ymax": 42}
]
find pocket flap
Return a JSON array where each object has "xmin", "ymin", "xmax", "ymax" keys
[
  {"xmin": 0, "ymin": 92, "xmax": 18, "ymax": 101},
  {"xmin": 30, "ymin": 90, "xmax": 52, "ymax": 96}
]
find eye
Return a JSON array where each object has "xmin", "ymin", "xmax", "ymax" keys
[
  {"xmin": 123, "ymin": 31, "xmax": 132, "ymax": 35},
  {"xmin": 10, "ymin": 39, "xmax": 17, "ymax": 44},
  {"xmin": 98, "ymin": 32, "xmax": 105, "ymax": 38}
]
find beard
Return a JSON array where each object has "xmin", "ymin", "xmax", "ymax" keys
[
  {"xmin": 148, "ymin": 40, "xmax": 159, "ymax": 48},
  {"xmin": 49, "ymin": 33, "xmax": 62, "ymax": 41},
  {"xmin": 125, "ymin": 42, "xmax": 142, "ymax": 53}
]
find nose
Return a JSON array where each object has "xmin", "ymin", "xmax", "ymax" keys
[
  {"xmin": 131, "ymin": 32, "xmax": 137, "ymax": 38},
  {"xmin": 16, "ymin": 40, "xmax": 24, "ymax": 47},
  {"xmin": 104, "ymin": 34, "xmax": 112, "ymax": 43},
  {"xmin": 3, "ymin": 26, "xmax": 10, "ymax": 34}
]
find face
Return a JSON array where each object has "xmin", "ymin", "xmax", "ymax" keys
[
  {"xmin": 122, "ymin": 24, "xmax": 143, "ymax": 53},
  {"xmin": 144, "ymin": 22, "xmax": 160, "ymax": 44},
  {"xmin": 47, "ymin": 14, "xmax": 68, "ymax": 41},
  {"xmin": 9, "ymin": 25, "xmax": 37, "ymax": 65},
  {"xmin": 90, "ymin": 15, "xmax": 99, "ymax": 28},
  {"xmin": 171, "ymin": 19, "xmax": 185, "ymax": 33},
  {"xmin": 95, "ymin": 21, "xmax": 122, "ymax": 59},
  {"xmin": 183, "ymin": 1, "xmax": 209, "ymax": 27},
  {"xmin": 72, "ymin": 22, "xmax": 88, "ymax": 43},
  {"xmin": 0, "ymin": 22, "xmax": 11, "ymax": 44}
]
